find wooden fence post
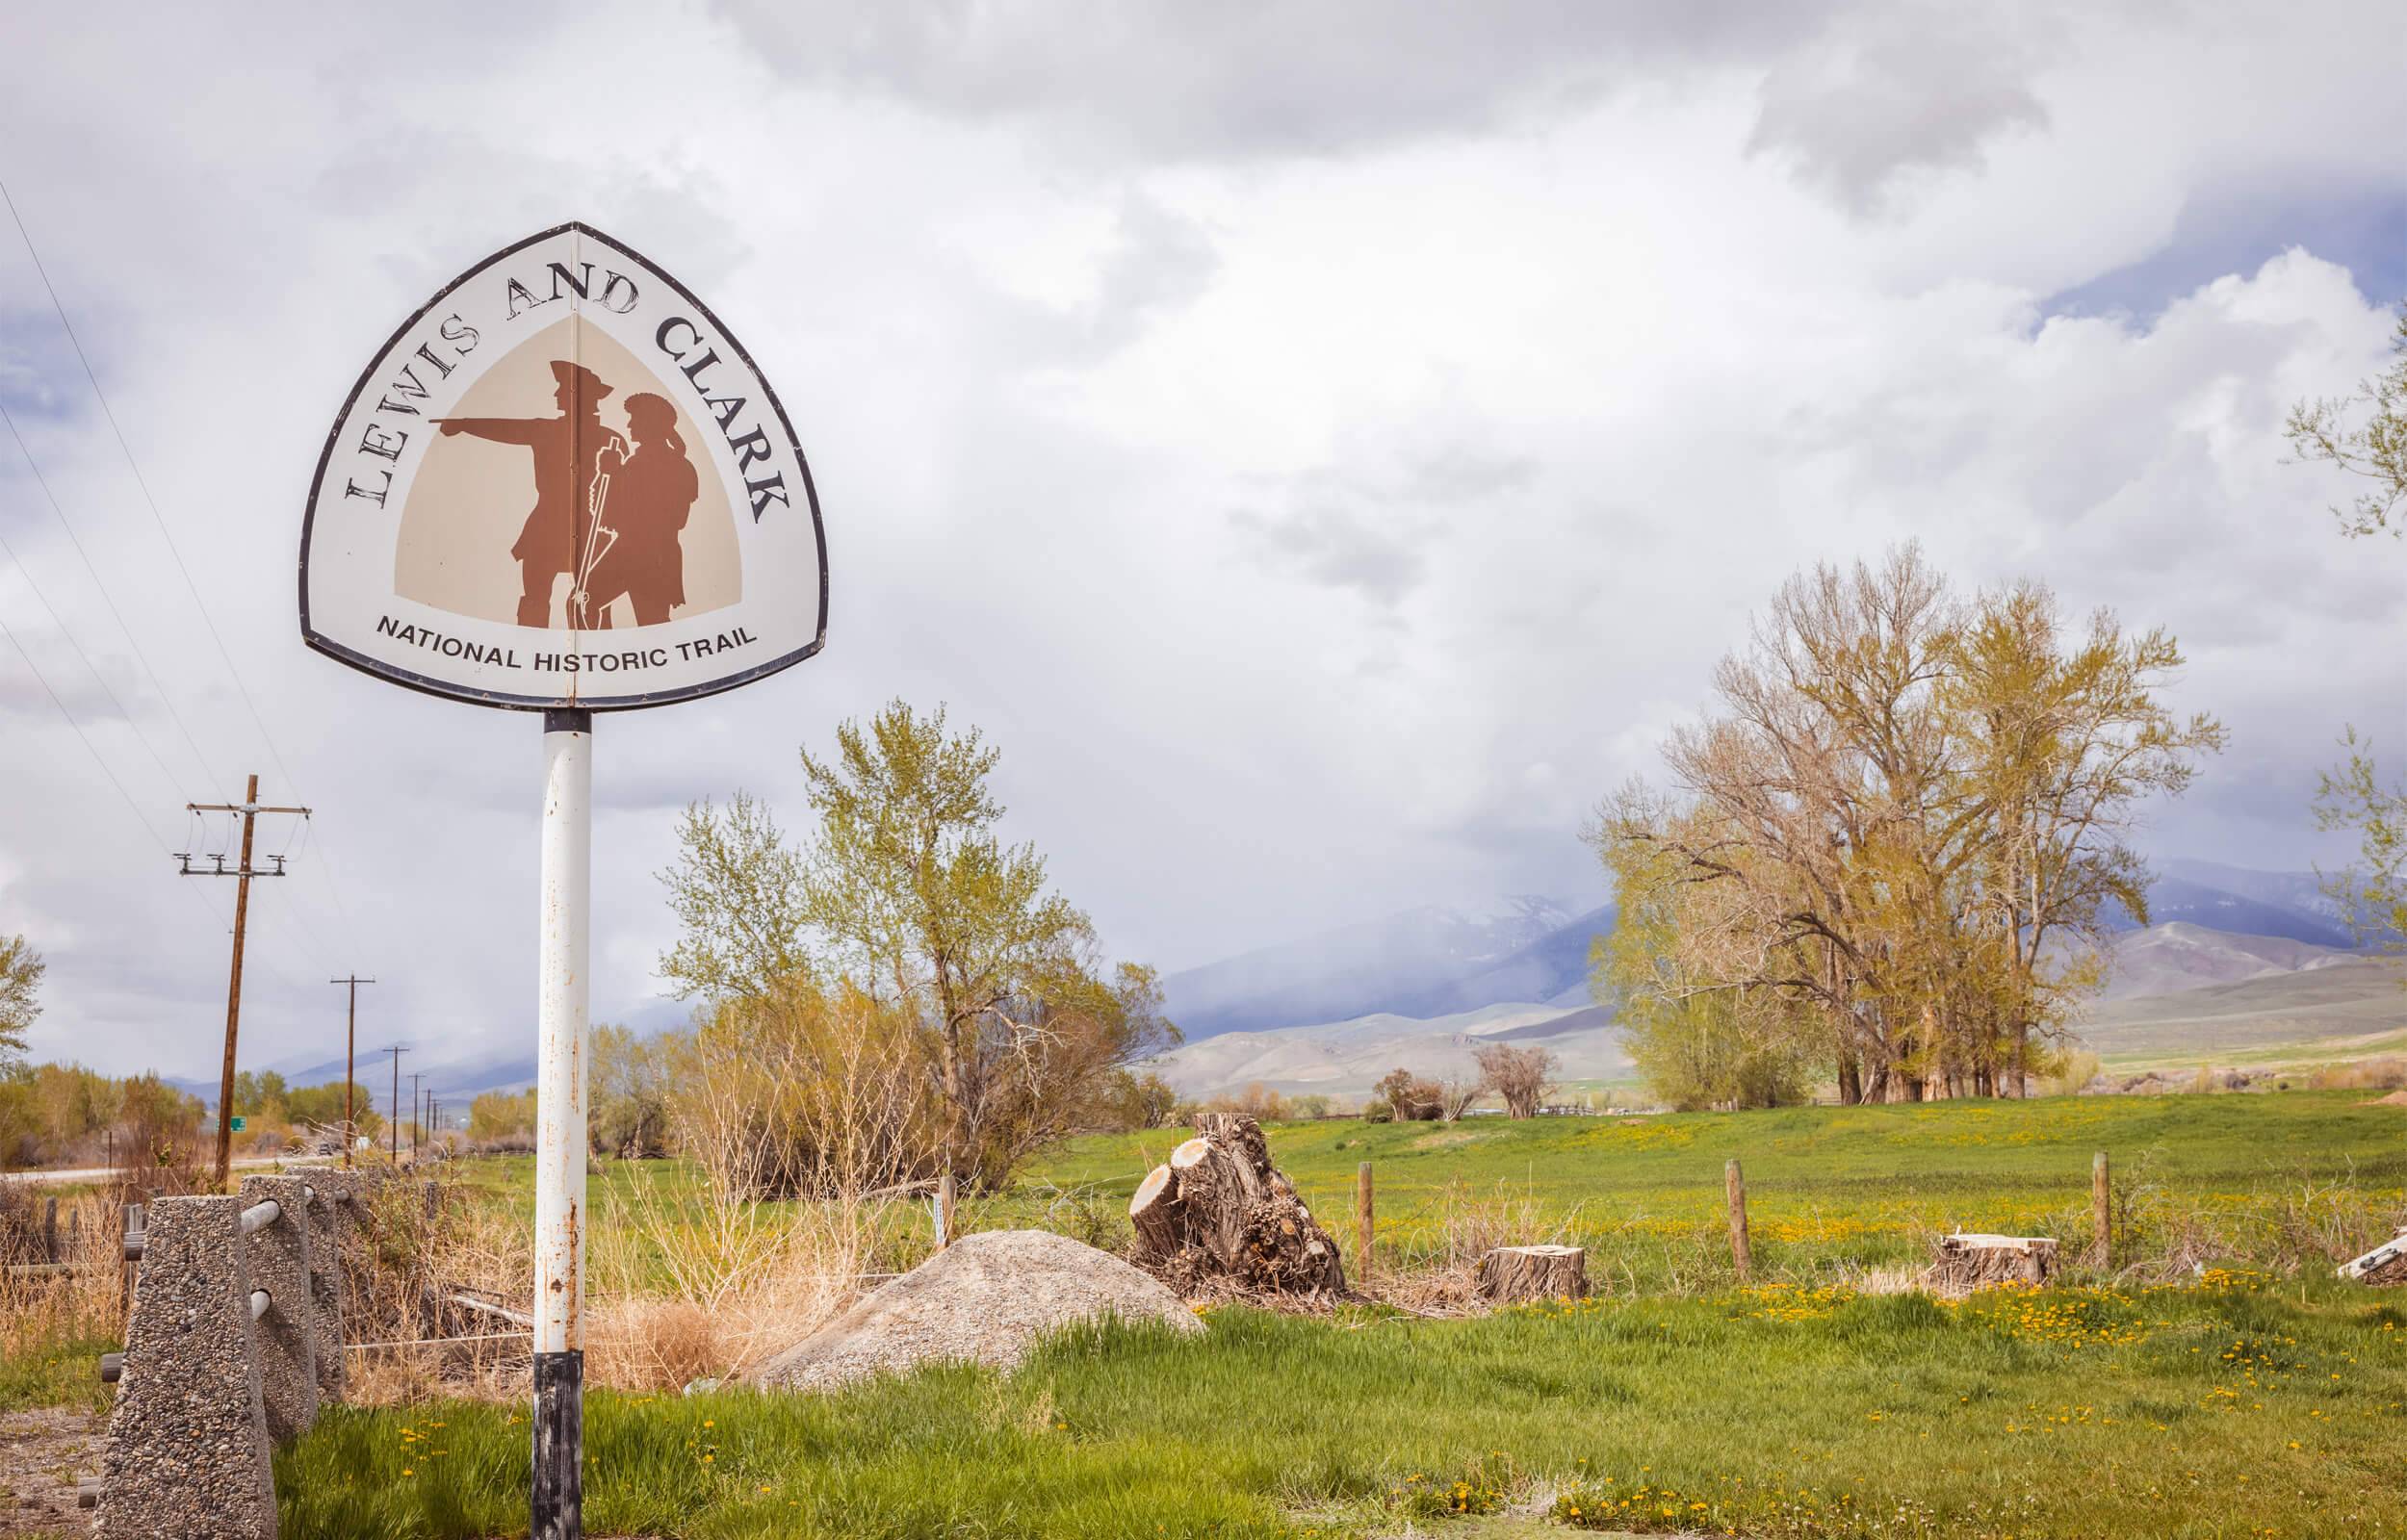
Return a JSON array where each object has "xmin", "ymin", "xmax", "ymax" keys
[
  {"xmin": 2092, "ymin": 1151, "xmax": 2110, "ymax": 1269},
  {"xmin": 937, "ymin": 1169, "xmax": 956, "ymax": 1249},
  {"xmin": 41, "ymin": 1196, "xmax": 58, "ymax": 1264},
  {"xmin": 1357, "ymin": 1162, "xmax": 1374, "ymax": 1284},
  {"xmin": 1726, "ymin": 1157, "xmax": 1751, "ymax": 1283}
]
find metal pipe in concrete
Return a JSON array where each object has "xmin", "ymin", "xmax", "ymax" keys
[
  {"xmin": 239, "ymin": 1199, "xmax": 281, "ymax": 1235},
  {"xmin": 531, "ymin": 707, "xmax": 591, "ymax": 1539},
  {"xmin": 533, "ymin": 710, "xmax": 590, "ymax": 1358}
]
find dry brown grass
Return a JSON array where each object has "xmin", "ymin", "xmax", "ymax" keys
[{"xmin": 0, "ymin": 1189, "xmax": 127, "ymax": 1369}]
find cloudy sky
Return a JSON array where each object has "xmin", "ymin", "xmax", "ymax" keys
[{"xmin": 3, "ymin": 1, "xmax": 2404, "ymax": 1085}]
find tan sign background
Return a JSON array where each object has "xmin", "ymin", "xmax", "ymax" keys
[{"xmin": 393, "ymin": 319, "xmax": 741, "ymax": 628}]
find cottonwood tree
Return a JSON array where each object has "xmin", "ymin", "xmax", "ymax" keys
[
  {"xmin": 1941, "ymin": 581, "xmax": 2225, "ymax": 1091},
  {"xmin": 0, "ymin": 936, "xmax": 42, "ymax": 1066},
  {"xmin": 1592, "ymin": 547, "xmax": 2220, "ymax": 1105},
  {"xmin": 1473, "ymin": 1042, "xmax": 1558, "ymax": 1117}
]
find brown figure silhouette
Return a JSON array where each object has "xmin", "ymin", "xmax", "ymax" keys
[
  {"xmin": 581, "ymin": 393, "xmax": 698, "ymax": 628},
  {"xmin": 434, "ymin": 359, "xmax": 619, "ymax": 628}
]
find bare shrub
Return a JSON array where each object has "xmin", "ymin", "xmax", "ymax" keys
[
  {"xmin": 1373, "ymin": 1068, "xmax": 1445, "ymax": 1121},
  {"xmin": 1474, "ymin": 1044, "xmax": 1556, "ymax": 1118},
  {"xmin": 1203, "ymin": 1082, "xmax": 1289, "ymax": 1122},
  {"xmin": 1358, "ymin": 1178, "xmax": 1590, "ymax": 1313}
]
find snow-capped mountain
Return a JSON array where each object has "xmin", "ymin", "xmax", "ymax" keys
[{"xmin": 1158, "ymin": 894, "xmax": 1600, "ymax": 1041}]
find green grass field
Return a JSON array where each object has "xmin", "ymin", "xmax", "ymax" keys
[
  {"xmin": 462, "ymin": 1089, "xmax": 2405, "ymax": 1296},
  {"xmin": 275, "ymin": 1276, "xmax": 2407, "ymax": 1538},
  {"xmin": 16, "ymin": 1091, "xmax": 2407, "ymax": 1535},
  {"xmin": 1016, "ymin": 1091, "xmax": 2407, "ymax": 1289}
]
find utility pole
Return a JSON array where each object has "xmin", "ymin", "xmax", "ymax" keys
[
  {"xmin": 380, "ymin": 1044, "xmax": 407, "ymax": 1162},
  {"xmin": 329, "ymin": 976, "xmax": 375, "ymax": 1168},
  {"xmin": 179, "ymin": 774, "xmax": 309, "ymax": 1189}
]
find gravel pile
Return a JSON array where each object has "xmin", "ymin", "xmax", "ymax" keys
[{"xmin": 750, "ymin": 1228, "xmax": 1204, "ymax": 1392}]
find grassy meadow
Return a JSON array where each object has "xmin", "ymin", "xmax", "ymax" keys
[
  {"xmin": 456, "ymin": 1088, "xmax": 2405, "ymax": 1301},
  {"xmin": 13, "ymin": 1089, "xmax": 2407, "ymax": 1536},
  {"xmin": 275, "ymin": 1273, "xmax": 2407, "ymax": 1538}
]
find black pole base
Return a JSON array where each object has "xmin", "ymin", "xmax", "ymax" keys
[{"xmin": 532, "ymin": 1348, "xmax": 583, "ymax": 1540}]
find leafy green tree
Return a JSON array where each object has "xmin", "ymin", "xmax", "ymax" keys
[
  {"xmin": 1591, "ymin": 816, "xmax": 1813, "ymax": 1112},
  {"xmin": 285, "ymin": 1079, "xmax": 380, "ymax": 1141},
  {"xmin": 591, "ymin": 1022, "xmax": 674, "ymax": 1157},
  {"xmin": 0, "ymin": 935, "xmax": 43, "ymax": 1066},
  {"xmin": 231, "ymin": 1069, "xmax": 289, "ymax": 1120},
  {"xmin": 469, "ymin": 1089, "xmax": 538, "ymax": 1142},
  {"xmin": 658, "ymin": 700, "xmax": 1175, "ymax": 1188},
  {"xmin": 657, "ymin": 791, "xmax": 813, "ymax": 1000},
  {"xmin": 794, "ymin": 701, "xmax": 1146, "ymax": 1180}
]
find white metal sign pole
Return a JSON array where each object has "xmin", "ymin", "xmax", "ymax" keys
[{"xmin": 531, "ymin": 706, "xmax": 591, "ymax": 1540}]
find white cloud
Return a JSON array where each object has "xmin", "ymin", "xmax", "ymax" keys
[{"xmin": 0, "ymin": 2, "xmax": 2403, "ymax": 1081}]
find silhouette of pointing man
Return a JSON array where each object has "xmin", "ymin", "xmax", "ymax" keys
[{"xmin": 435, "ymin": 359, "xmax": 617, "ymax": 628}]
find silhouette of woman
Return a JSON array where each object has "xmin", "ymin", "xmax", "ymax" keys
[{"xmin": 584, "ymin": 393, "xmax": 699, "ymax": 627}]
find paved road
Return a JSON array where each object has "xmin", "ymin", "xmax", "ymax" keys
[{"xmin": 1, "ymin": 1156, "xmax": 327, "ymax": 1186}]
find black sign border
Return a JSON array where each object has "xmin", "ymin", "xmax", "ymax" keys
[{"xmin": 298, "ymin": 221, "xmax": 828, "ymax": 712}]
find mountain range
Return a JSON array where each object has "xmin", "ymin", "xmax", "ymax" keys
[
  {"xmin": 177, "ymin": 860, "xmax": 2391, "ymax": 1109},
  {"xmin": 1144, "ymin": 862, "xmax": 2399, "ymax": 1098}
]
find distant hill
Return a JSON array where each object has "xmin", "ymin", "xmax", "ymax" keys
[
  {"xmin": 2099, "ymin": 922, "xmax": 2354, "ymax": 1000},
  {"xmin": 1149, "ymin": 1000, "xmax": 1629, "ymax": 1098},
  {"xmin": 2078, "ymin": 954, "xmax": 2407, "ymax": 1060},
  {"xmin": 1162, "ymin": 862, "xmax": 2357, "ymax": 1049},
  {"xmin": 2111, "ymin": 876, "xmax": 2353, "ymax": 948}
]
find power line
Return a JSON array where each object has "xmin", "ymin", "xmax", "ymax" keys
[
  {"xmin": 1, "ymin": 177, "xmax": 361, "ymax": 958},
  {"xmin": 0, "ymin": 526, "xmax": 195, "ymax": 806},
  {"xmin": 0, "ymin": 397, "xmax": 223, "ymax": 794},
  {"xmin": 0, "ymin": 603, "xmax": 226, "ymax": 931}
]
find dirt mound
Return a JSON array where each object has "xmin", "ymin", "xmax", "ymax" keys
[
  {"xmin": 2371, "ymin": 1090, "xmax": 2407, "ymax": 1107},
  {"xmin": 750, "ymin": 1229, "xmax": 1204, "ymax": 1392}
]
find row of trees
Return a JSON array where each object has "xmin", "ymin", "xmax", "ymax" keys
[
  {"xmin": 0, "ymin": 1062, "xmax": 207, "ymax": 1170},
  {"xmin": 1591, "ymin": 548, "xmax": 2223, "ymax": 1110},
  {"xmin": 1371, "ymin": 1043, "xmax": 1559, "ymax": 1120},
  {"xmin": 657, "ymin": 701, "xmax": 1178, "ymax": 1197}
]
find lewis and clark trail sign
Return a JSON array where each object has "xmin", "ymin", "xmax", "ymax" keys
[
  {"xmin": 298, "ymin": 222, "xmax": 827, "ymax": 1540},
  {"xmin": 300, "ymin": 221, "xmax": 826, "ymax": 709}
]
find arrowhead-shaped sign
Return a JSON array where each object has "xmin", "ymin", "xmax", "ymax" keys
[{"xmin": 299, "ymin": 222, "xmax": 826, "ymax": 710}]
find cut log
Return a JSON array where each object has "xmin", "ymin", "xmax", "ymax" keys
[
  {"xmin": 1928, "ymin": 1233, "xmax": 2058, "ymax": 1295},
  {"xmin": 1124, "ymin": 1113, "xmax": 1349, "ymax": 1298},
  {"xmin": 1476, "ymin": 1245, "xmax": 1587, "ymax": 1303},
  {"xmin": 2338, "ymin": 1228, "xmax": 2407, "ymax": 1286},
  {"xmin": 1129, "ymin": 1165, "xmax": 1180, "ymax": 1260}
]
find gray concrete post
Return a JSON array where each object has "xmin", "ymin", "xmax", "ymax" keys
[
  {"xmin": 237, "ymin": 1176, "xmax": 321, "ymax": 1440},
  {"xmin": 95, "ymin": 1195, "xmax": 277, "ymax": 1540},
  {"xmin": 305, "ymin": 1168, "xmax": 378, "ymax": 1373},
  {"xmin": 291, "ymin": 1170, "xmax": 365, "ymax": 1401}
]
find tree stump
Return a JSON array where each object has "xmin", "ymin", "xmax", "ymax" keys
[
  {"xmin": 1126, "ymin": 1113, "xmax": 1348, "ymax": 1297},
  {"xmin": 1475, "ymin": 1245, "xmax": 1587, "ymax": 1303},
  {"xmin": 2339, "ymin": 1228, "xmax": 2407, "ymax": 1286},
  {"xmin": 1928, "ymin": 1233, "xmax": 2058, "ymax": 1295}
]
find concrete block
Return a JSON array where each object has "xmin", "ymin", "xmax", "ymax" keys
[
  {"xmin": 238, "ymin": 1176, "xmax": 321, "ymax": 1440},
  {"xmin": 291, "ymin": 1172, "xmax": 365, "ymax": 1400},
  {"xmin": 95, "ymin": 1194, "xmax": 276, "ymax": 1540},
  {"xmin": 303, "ymin": 1168, "xmax": 379, "ymax": 1360}
]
